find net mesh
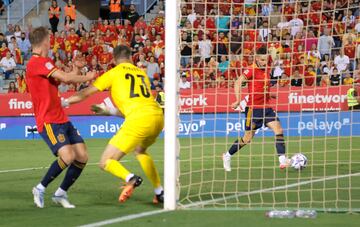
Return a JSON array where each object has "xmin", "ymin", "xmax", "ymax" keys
[{"xmin": 176, "ymin": 0, "xmax": 360, "ymax": 211}]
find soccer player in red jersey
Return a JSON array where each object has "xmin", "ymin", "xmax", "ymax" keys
[
  {"xmin": 222, "ymin": 46, "xmax": 289, "ymax": 172},
  {"xmin": 26, "ymin": 26, "xmax": 95, "ymax": 208}
]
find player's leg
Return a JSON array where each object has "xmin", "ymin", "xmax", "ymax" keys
[
  {"xmin": 33, "ymin": 123, "xmax": 75, "ymax": 208},
  {"xmin": 51, "ymin": 123, "xmax": 88, "ymax": 208},
  {"xmin": 265, "ymin": 109, "xmax": 289, "ymax": 169},
  {"xmin": 223, "ymin": 107, "xmax": 259, "ymax": 171},
  {"xmin": 99, "ymin": 136, "xmax": 143, "ymax": 203},
  {"xmin": 134, "ymin": 145, "xmax": 164, "ymax": 204}
]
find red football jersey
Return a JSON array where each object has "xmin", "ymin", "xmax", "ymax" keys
[
  {"xmin": 243, "ymin": 66, "xmax": 271, "ymax": 108},
  {"xmin": 26, "ymin": 55, "xmax": 68, "ymax": 132}
]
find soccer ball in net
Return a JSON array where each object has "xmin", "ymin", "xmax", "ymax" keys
[{"xmin": 290, "ymin": 153, "xmax": 308, "ymax": 170}]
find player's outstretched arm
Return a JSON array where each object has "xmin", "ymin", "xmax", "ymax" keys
[
  {"xmin": 232, "ymin": 75, "xmax": 246, "ymax": 109},
  {"xmin": 90, "ymin": 104, "xmax": 124, "ymax": 118},
  {"xmin": 65, "ymin": 85, "xmax": 99, "ymax": 106},
  {"xmin": 51, "ymin": 70, "xmax": 96, "ymax": 84}
]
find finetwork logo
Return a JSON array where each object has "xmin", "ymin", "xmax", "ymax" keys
[
  {"xmin": 288, "ymin": 93, "xmax": 347, "ymax": 104},
  {"xmin": 180, "ymin": 95, "xmax": 208, "ymax": 106},
  {"xmin": 0, "ymin": 123, "xmax": 6, "ymax": 130},
  {"xmin": 8, "ymin": 99, "xmax": 33, "ymax": 109}
]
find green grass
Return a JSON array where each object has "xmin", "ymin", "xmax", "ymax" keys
[{"xmin": 0, "ymin": 137, "xmax": 359, "ymax": 227}]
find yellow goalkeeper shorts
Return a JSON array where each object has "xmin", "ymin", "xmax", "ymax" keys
[{"xmin": 109, "ymin": 114, "xmax": 164, "ymax": 154}]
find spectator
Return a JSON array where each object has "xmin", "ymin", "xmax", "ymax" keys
[
  {"xmin": 320, "ymin": 74, "xmax": 331, "ymax": 86},
  {"xmin": 64, "ymin": 15, "xmax": 75, "ymax": 31},
  {"xmin": 334, "ymin": 49, "xmax": 350, "ymax": 73},
  {"xmin": 0, "ymin": 33, "xmax": 7, "ymax": 47},
  {"xmin": 230, "ymin": 30, "xmax": 242, "ymax": 54},
  {"xmin": 317, "ymin": 28, "xmax": 335, "ymax": 58},
  {"xmin": 109, "ymin": 0, "xmax": 122, "ymax": 20},
  {"xmin": 7, "ymin": 81, "xmax": 18, "ymax": 93},
  {"xmin": 17, "ymin": 32, "xmax": 31, "ymax": 60},
  {"xmin": 216, "ymin": 9, "xmax": 230, "ymax": 33},
  {"xmin": 355, "ymin": 18, "xmax": 360, "ymax": 33},
  {"xmin": 344, "ymin": 38, "xmax": 356, "ymax": 71},
  {"xmin": 305, "ymin": 65, "xmax": 316, "ymax": 86},
  {"xmin": 0, "ymin": 0, "xmax": 5, "ymax": 16},
  {"xmin": 13, "ymin": 25, "xmax": 21, "ymax": 41},
  {"xmin": 288, "ymin": 17, "xmax": 304, "ymax": 37},
  {"xmin": 343, "ymin": 72, "xmax": 354, "ymax": 85},
  {"xmin": 5, "ymin": 24, "xmax": 14, "ymax": 42},
  {"xmin": 146, "ymin": 56, "xmax": 160, "ymax": 82},
  {"xmin": 218, "ymin": 55, "xmax": 229, "ymax": 75},
  {"xmin": 198, "ymin": 34, "xmax": 212, "ymax": 62},
  {"xmin": 0, "ymin": 51, "xmax": 16, "ymax": 79},
  {"xmin": 134, "ymin": 16, "xmax": 147, "ymax": 31},
  {"xmin": 330, "ymin": 68, "xmax": 341, "ymax": 86},
  {"xmin": 49, "ymin": 0, "xmax": 61, "ymax": 33},
  {"xmin": 291, "ymin": 68, "xmax": 303, "ymax": 86},
  {"xmin": 180, "ymin": 32, "xmax": 192, "ymax": 68},
  {"xmin": 131, "ymin": 34, "xmax": 144, "ymax": 54},
  {"xmin": 126, "ymin": 4, "xmax": 139, "ymax": 26},
  {"xmin": 76, "ymin": 22, "xmax": 86, "ymax": 37},
  {"xmin": 307, "ymin": 43, "xmax": 321, "ymax": 65},
  {"xmin": 179, "ymin": 73, "xmax": 191, "ymax": 89},
  {"xmin": 64, "ymin": 0, "xmax": 76, "ymax": 21}
]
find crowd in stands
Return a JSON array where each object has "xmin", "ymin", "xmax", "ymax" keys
[
  {"xmin": 179, "ymin": 0, "xmax": 360, "ymax": 89},
  {"xmin": 1, "ymin": 0, "xmax": 360, "ymax": 94}
]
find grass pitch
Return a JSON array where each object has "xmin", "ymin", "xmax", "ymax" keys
[{"xmin": 0, "ymin": 137, "xmax": 359, "ymax": 227}]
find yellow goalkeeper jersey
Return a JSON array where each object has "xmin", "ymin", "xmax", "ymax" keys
[{"xmin": 93, "ymin": 62, "xmax": 163, "ymax": 119}]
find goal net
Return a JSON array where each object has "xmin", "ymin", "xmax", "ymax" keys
[{"xmin": 167, "ymin": 0, "xmax": 360, "ymax": 212}]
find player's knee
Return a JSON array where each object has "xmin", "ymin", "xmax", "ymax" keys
[
  {"xmin": 275, "ymin": 128, "xmax": 284, "ymax": 135},
  {"xmin": 242, "ymin": 137, "xmax": 252, "ymax": 144}
]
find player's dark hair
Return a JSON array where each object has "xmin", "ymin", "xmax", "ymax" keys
[
  {"xmin": 113, "ymin": 45, "xmax": 132, "ymax": 60},
  {"xmin": 29, "ymin": 26, "xmax": 49, "ymax": 47},
  {"xmin": 256, "ymin": 46, "xmax": 267, "ymax": 55}
]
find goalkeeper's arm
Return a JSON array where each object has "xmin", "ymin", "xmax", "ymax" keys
[{"xmin": 90, "ymin": 104, "xmax": 124, "ymax": 118}]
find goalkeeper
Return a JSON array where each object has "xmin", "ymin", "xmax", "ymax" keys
[{"xmin": 64, "ymin": 45, "xmax": 164, "ymax": 204}]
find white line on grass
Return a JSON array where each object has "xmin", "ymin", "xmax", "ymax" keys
[
  {"xmin": 0, "ymin": 160, "xmax": 164, "ymax": 174},
  {"xmin": 78, "ymin": 172, "xmax": 360, "ymax": 227}
]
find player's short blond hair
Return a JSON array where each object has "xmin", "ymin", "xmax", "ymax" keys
[{"xmin": 29, "ymin": 26, "xmax": 49, "ymax": 47}]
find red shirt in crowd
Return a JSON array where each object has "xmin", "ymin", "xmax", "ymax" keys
[{"xmin": 26, "ymin": 55, "xmax": 68, "ymax": 133}]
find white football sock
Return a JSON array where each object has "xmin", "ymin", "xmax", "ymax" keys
[
  {"xmin": 154, "ymin": 186, "xmax": 163, "ymax": 195},
  {"xmin": 36, "ymin": 183, "xmax": 46, "ymax": 192},
  {"xmin": 225, "ymin": 152, "xmax": 232, "ymax": 158},
  {"xmin": 54, "ymin": 187, "xmax": 67, "ymax": 197},
  {"xmin": 125, "ymin": 173, "xmax": 135, "ymax": 183},
  {"xmin": 279, "ymin": 155, "xmax": 287, "ymax": 164}
]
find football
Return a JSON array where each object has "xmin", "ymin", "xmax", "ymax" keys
[{"xmin": 290, "ymin": 153, "xmax": 308, "ymax": 170}]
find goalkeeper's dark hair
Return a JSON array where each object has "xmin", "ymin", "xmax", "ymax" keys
[
  {"xmin": 113, "ymin": 45, "xmax": 132, "ymax": 60},
  {"xmin": 256, "ymin": 46, "xmax": 267, "ymax": 55}
]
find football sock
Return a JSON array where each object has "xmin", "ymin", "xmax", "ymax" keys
[
  {"xmin": 60, "ymin": 160, "xmax": 86, "ymax": 191},
  {"xmin": 54, "ymin": 187, "xmax": 67, "ymax": 197},
  {"xmin": 227, "ymin": 138, "xmax": 246, "ymax": 156},
  {"xmin": 36, "ymin": 183, "xmax": 46, "ymax": 192},
  {"xmin": 41, "ymin": 158, "xmax": 68, "ymax": 187},
  {"xmin": 279, "ymin": 155, "xmax": 287, "ymax": 164},
  {"xmin": 104, "ymin": 159, "xmax": 131, "ymax": 181},
  {"xmin": 136, "ymin": 153, "xmax": 161, "ymax": 188},
  {"xmin": 275, "ymin": 134, "xmax": 286, "ymax": 155},
  {"xmin": 154, "ymin": 186, "xmax": 164, "ymax": 195}
]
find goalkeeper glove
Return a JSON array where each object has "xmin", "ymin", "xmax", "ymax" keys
[{"xmin": 91, "ymin": 104, "xmax": 118, "ymax": 116}]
